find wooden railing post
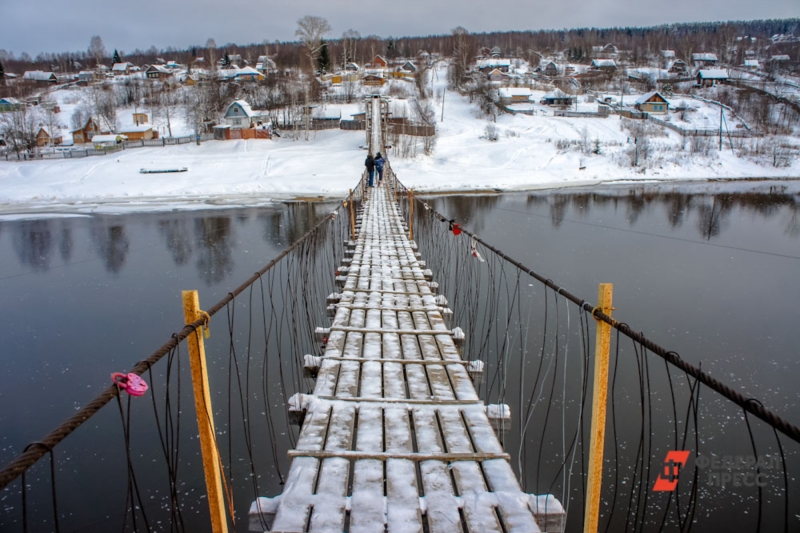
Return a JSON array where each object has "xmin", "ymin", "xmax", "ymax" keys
[
  {"xmin": 349, "ymin": 189, "xmax": 356, "ymax": 241},
  {"xmin": 182, "ymin": 290, "xmax": 229, "ymax": 533},
  {"xmin": 409, "ymin": 188, "xmax": 414, "ymax": 240},
  {"xmin": 584, "ymin": 283, "xmax": 613, "ymax": 533}
]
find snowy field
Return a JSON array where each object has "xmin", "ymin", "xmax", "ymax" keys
[{"xmin": 1, "ymin": 69, "xmax": 798, "ymax": 215}]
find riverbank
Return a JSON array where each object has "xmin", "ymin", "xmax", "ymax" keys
[{"xmin": 1, "ymin": 87, "xmax": 798, "ymax": 215}]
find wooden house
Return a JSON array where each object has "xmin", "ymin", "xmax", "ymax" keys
[
  {"xmin": 540, "ymin": 88, "xmax": 575, "ymax": 107},
  {"xmin": 71, "ymin": 117, "xmax": 102, "ymax": 144},
  {"xmin": 697, "ymin": 69, "xmax": 728, "ymax": 87},
  {"xmin": 399, "ymin": 61, "xmax": 417, "ymax": 73},
  {"xmin": 543, "ymin": 61, "xmax": 558, "ymax": 77},
  {"xmin": 591, "ymin": 59, "xmax": 617, "ymax": 73},
  {"xmin": 669, "ymin": 60, "xmax": 688, "ymax": 74},
  {"xmin": 371, "ymin": 55, "xmax": 388, "ymax": 69},
  {"xmin": 256, "ymin": 57, "xmax": 278, "ymax": 75},
  {"xmin": 477, "ymin": 58, "xmax": 511, "ymax": 73},
  {"xmin": 692, "ymin": 53, "xmax": 718, "ymax": 67},
  {"xmin": 224, "ymin": 99, "xmax": 257, "ymax": 128},
  {"xmin": 119, "ymin": 124, "xmax": 154, "ymax": 141},
  {"xmin": 132, "ymin": 112, "xmax": 148, "ymax": 126},
  {"xmin": 498, "ymin": 87, "xmax": 532, "ymax": 104},
  {"xmin": 345, "ymin": 62, "xmax": 360, "ymax": 72},
  {"xmin": 490, "ymin": 46, "xmax": 502, "ymax": 57},
  {"xmin": 743, "ymin": 59, "xmax": 760, "ymax": 69},
  {"xmin": 36, "ymin": 127, "xmax": 62, "ymax": 147},
  {"xmin": 22, "ymin": 71, "xmax": 57, "ymax": 85},
  {"xmin": 145, "ymin": 65, "xmax": 172, "ymax": 80},
  {"xmin": 0, "ymin": 97, "xmax": 23, "ymax": 112},
  {"xmin": 362, "ymin": 74, "xmax": 385, "ymax": 86},
  {"xmin": 634, "ymin": 91, "xmax": 670, "ymax": 114},
  {"xmin": 487, "ymin": 68, "xmax": 507, "ymax": 82},
  {"xmin": 111, "ymin": 62, "xmax": 133, "ymax": 75}
]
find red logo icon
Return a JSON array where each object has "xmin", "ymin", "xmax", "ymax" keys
[{"xmin": 653, "ymin": 451, "xmax": 690, "ymax": 492}]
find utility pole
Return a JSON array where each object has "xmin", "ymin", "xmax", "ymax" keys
[{"xmin": 441, "ymin": 87, "xmax": 445, "ymax": 122}]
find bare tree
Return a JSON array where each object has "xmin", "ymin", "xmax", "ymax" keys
[
  {"xmin": 296, "ymin": 15, "xmax": 332, "ymax": 72},
  {"xmin": 342, "ymin": 29, "xmax": 361, "ymax": 66},
  {"xmin": 88, "ymin": 35, "xmax": 106, "ymax": 66},
  {"xmin": 206, "ymin": 38, "xmax": 217, "ymax": 71},
  {"xmin": 450, "ymin": 26, "xmax": 474, "ymax": 89},
  {"xmin": 0, "ymin": 105, "xmax": 38, "ymax": 156}
]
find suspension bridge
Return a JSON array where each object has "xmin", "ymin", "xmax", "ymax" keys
[{"xmin": 1, "ymin": 94, "xmax": 799, "ymax": 533}]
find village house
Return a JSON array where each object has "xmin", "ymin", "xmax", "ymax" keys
[
  {"xmin": 256, "ymin": 56, "xmax": 277, "ymax": 75},
  {"xmin": 592, "ymin": 44, "xmax": 619, "ymax": 59},
  {"xmin": 634, "ymin": 91, "xmax": 670, "ymax": 114},
  {"xmin": 111, "ymin": 62, "xmax": 133, "ymax": 75},
  {"xmin": 219, "ymin": 66, "xmax": 264, "ymax": 82},
  {"xmin": 77, "ymin": 71, "xmax": 98, "ymax": 84},
  {"xmin": 399, "ymin": 61, "xmax": 417, "ymax": 73},
  {"xmin": 498, "ymin": 87, "xmax": 532, "ymax": 104},
  {"xmin": 22, "ymin": 71, "xmax": 57, "ymax": 85},
  {"xmin": 543, "ymin": 61, "xmax": 559, "ymax": 77},
  {"xmin": 540, "ymin": 88, "xmax": 576, "ymax": 107},
  {"xmin": 362, "ymin": 74, "xmax": 385, "ymax": 87},
  {"xmin": 370, "ymin": 55, "xmax": 388, "ymax": 69},
  {"xmin": 477, "ymin": 58, "xmax": 511, "ymax": 73},
  {"xmin": 145, "ymin": 65, "xmax": 173, "ymax": 81},
  {"xmin": 743, "ymin": 59, "xmax": 760, "ymax": 69},
  {"xmin": 591, "ymin": 59, "xmax": 617, "ymax": 74},
  {"xmin": 0, "ymin": 97, "xmax": 23, "ymax": 112},
  {"xmin": 36, "ymin": 127, "xmax": 62, "ymax": 148},
  {"xmin": 119, "ymin": 124, "xmax": 155, "ymax": 141},
  {"xmin": 486, "ymin": 68, "xmax": 507, "ymax": 82},
  {"xmin": 224, "ymin": 100, "xmax": 258, "ymax": 128},
  {"xmin": 490, "ymin": 46, "xmax": 502, "ymax": 57},
  {"xmin": 669, "ymin": 59, "xmax": 689, "ymax": 74},
  {"xmin": 692, "ymin": 53, "xmax": 718, "ymax": 67},
  {"xmin": 132, "ymin": 112, "xmax": 148, "ymax": 126},
  {"xmin": 345, "ymin": 62, "xmax": 360, "ymax": 72},
  {"xmin": 71, "ymin": 117, "xmax": 103, "ymax": 144},
  {"xmin": 697, "ymin": 69, "xmax": 729, "ymax": 87}
]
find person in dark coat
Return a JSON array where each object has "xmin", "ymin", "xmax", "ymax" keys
[
  {"xmin": 365, "ymin": 154, "xmax": 375, "ymax": 187},
  {"xmin": 374, "ymin": 152, "xmax": 385, "ymax": 185}
]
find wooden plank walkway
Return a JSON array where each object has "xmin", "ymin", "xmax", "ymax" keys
[{"xmin": 250, "ymin": 185, "xmax": 564, "ymax": 532}]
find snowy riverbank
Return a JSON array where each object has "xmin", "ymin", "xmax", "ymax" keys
[{"xmin": 1, "ymin": 88, "xmax": 798, "ymax": 216}]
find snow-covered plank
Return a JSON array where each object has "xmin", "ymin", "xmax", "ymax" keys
[
  {"xmin": 384, "ymin": 407, "xmax": 423, "ymax": 532},
  {"xmin": 309, "ymin": 402, "xmax": 356, "ymax": 532},
  {"xmin": 350, "ymin": 405, "xmax": 385, "ymax": 532}
]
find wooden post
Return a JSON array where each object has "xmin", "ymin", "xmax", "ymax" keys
[
  {"xmin": 349, "ymin": 189, "xmax": 355, "ymax": 241},
  {"xmin": 409, "ymin": 188, "xmax": 414, "ymax": 240},
  {"xmin": 583, "ymin": 283, "xmax": 613, "ymax": 533},
  {"xmin": 182, "ymin": 290, "xmax": 229, "ymax": 533}
]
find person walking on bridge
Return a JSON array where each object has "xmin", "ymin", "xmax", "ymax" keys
[
  {"xmin": 375, "ymin": 152, "xmax": 385, "ymax": 186},
  {"xmin": 365, "ymin": 153, "xmax": 375, "ymax": 187}
]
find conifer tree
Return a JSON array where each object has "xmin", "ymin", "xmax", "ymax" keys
[
  {"xmin": 317, "ymin": 41, "xmax": 331, "ymax": 73},
  {"xmin": 0, "ymin": 61, "xmax": 5, "ymax": 83},
  {"xmin": 222, "ymin": 51, "xmax": 231, "ymax": 68},
  {"xmin": 113, "ymin": 49, "xmax": 121, "ymax": 64}
]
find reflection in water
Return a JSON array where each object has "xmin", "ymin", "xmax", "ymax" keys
[
  {"xmin": 91, "ymin": 221, "xmax": 130, "ymax": 274},
  {"xmin": 60, "ymin": 224, "xmax": 73, "ymax": 262},
  {"xmin": 158, "ymin": 219, "xmax": 193, "ymax": 266},
  {"xmin": 13, "ymin": 220, "xmax": 54, "ymax": 271},
  {"xmin": 194, "ymin": 217, "xmax": 234, "ymax": 285}
]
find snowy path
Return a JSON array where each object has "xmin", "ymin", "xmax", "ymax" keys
[{"xmin": 253, "ymin": 186, "xmax": 562, "ymax": 532}]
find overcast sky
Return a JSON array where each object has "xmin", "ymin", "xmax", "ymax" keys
[{"xmin": 1, "ymin": 0, "xmax": 798, "ymax": 58}]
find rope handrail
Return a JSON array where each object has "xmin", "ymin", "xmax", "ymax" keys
[
  {"xmin": 0, "ymin": 187, "xmax": 359, "ymax": 491},
  {"xmin": 397, "ymin": 175, "xmax": 800, "ymax": 445}
]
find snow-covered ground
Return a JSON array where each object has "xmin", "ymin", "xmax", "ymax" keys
[{"xmin": 1, "ymin": 66, "xmax": 798, "ymax": 215}]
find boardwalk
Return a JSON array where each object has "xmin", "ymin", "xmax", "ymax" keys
[{"xmin": 251, "ymin": 184, "xmax": 564, "ymax": 532}]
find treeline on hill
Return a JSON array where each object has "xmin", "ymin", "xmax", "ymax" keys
[{"xmin": 1, "ymin": 18, "xmax": 798, "ymax": 77}]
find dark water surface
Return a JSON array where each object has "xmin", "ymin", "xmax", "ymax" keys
[{"xmin": 1, "ymin": 180, "xmax": 799, "ymax": 531}]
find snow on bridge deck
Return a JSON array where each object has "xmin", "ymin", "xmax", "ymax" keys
[{"xmin": 251, "ymin": 184, "xmax": 564, "ymax": 532}]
